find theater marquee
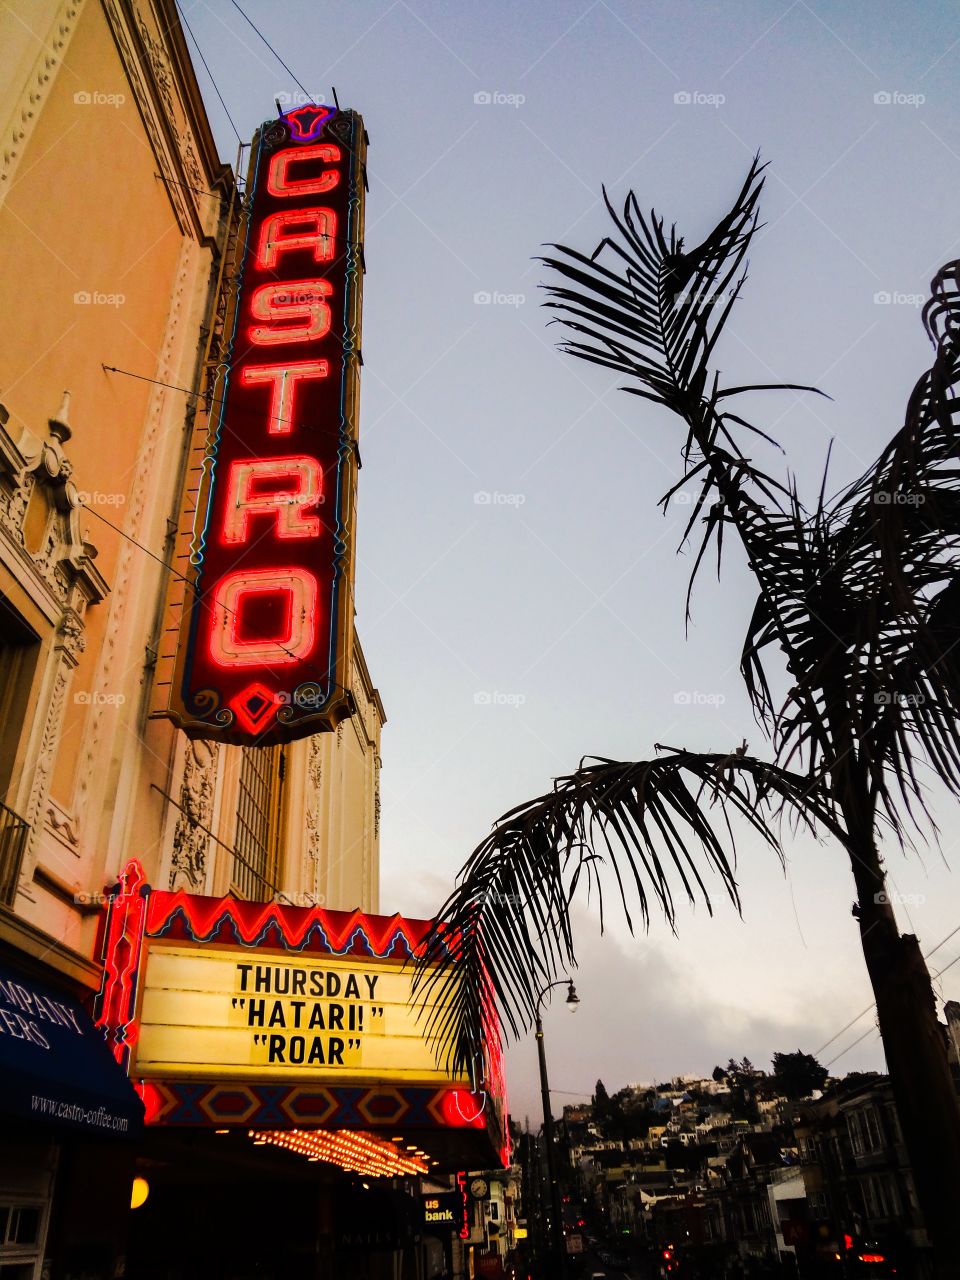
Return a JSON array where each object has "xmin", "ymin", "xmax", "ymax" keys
[
  {"xmin": 134, "ymin": 947, "xmax": 456, "ymax": 1083},
  {"xmin": 159, "ymin": 103, "xmax": 366, "ymax": 745},
  {"xmin": 95, "ymin": 861, "xmax": 509, "ymax": 1172}
]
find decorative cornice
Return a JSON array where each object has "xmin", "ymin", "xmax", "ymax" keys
[
  {"xmin": 0, "ymin": 400, "xmax": 109, "ymax": 610},
  {"xmin": 100, "ymin": 0, "xmax": 230, "ymax": 241},
  {"xmin": 0, "ymin": 0, "xmax": 85, "ymax": 205},
  {"xmin": 0, "ymin": 901, "xmax": 103, "ymax": 991}
]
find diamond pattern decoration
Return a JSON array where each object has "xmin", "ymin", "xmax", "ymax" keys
[
  {"xmin": 229, "ymin": 681, "xmax": 280, "ymax": 735},
  {"xmin": 281, "ymin": 1087, "xmax": 339, "ymax": 1127},
  {"xmin": 355, "ymin": 1087, "xmax": 409, "ymax": 1127}
]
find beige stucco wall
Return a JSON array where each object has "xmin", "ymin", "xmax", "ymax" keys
[{"xmin": 0, "ymin": 0, "xmax": 384, "ymax": 988}]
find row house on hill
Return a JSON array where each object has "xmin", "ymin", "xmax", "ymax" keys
[
  {"xmin": 788, "ymin": 1078, "xmax": 925, "ymax": 1271},
  {"xmin": 562, "ymin": 1070, "xmax": 944, "ymax": 1277}
]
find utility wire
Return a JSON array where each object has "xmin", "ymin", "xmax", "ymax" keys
[
  {"xmin": 102, "ymin": 365, "xmax": 321, "ymax": 436},
  {"xmin": 813, "ymin": 920, "xmax": 960, "ymax": 1059},
  {"xmin": 176, "ymin": 1, "xmax": 243, "ymax": 147},
  {"xmin": 229, "ymin": 0, "xmax": 315, "ymax": 103},
  {"xmin": 824, "ymin": 1024, "xmax": 880, "ymax": 1071},
  {"xmin": 80, "ymin": 499, "xmax": 350, "ymax": 701}
]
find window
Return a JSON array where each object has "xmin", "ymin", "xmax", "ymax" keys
[
  {"xmin": 0, "ymin": 1201, "xmax": 49, "ymax": 1280},
  {"xmin": 862, "ymin": 1108, "xmax": 882, "ymax": 1152},
  {"xmin": 885, "ymin": 1103, "xmax": 903, "ymax": 1146},
  {"xmin": 848, "ymin": 1112, "xmax": 863, "ymax": 1155},
  {"xmin": 0, "ymin": 597, "xmax": 38, "ymax": 905},
  {"xmin": 808, "ymin": 1190, "xmax": 830, "ymax": 1220},
  {"xmin": 861, "ymin": 1175, "xmax": 899, "ymax": 1220},
  {"xmin": 848, "ymin": 1107, "xmax": 882, "ymax": 1156},
  {"xmin": 232, "ymin": 746, "xmax": 285, "ymax": 900}
]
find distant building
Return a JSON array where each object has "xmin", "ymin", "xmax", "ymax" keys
[{"xmin": 791, "ymin": 1076, "xmax": 926, "ymax": 1272}]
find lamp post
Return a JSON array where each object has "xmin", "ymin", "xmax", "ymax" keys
[{"xmin": 536, "ymin": 978, "xmax": 580, "ymax": 1279}]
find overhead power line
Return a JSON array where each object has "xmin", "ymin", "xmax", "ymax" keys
[
  {"xmin": 813, "ymin": 920, "xmax": 960, "ymax": 1060},
  {"xmin": 176, "ymin": 0, "xmax": 243, "ymax": 147},
  {"xmin": 229, "ymin": 0, "xmax": 316, "ymax": 104}
]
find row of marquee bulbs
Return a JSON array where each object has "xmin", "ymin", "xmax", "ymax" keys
[{"xmin": 248, "ymin": 1127, "xmax": 434, "ymax": 1177}]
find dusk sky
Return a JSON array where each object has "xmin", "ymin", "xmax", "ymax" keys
[{"xmin": 185, "ymin": 0, "xmax": 960, "ymax": 1122}]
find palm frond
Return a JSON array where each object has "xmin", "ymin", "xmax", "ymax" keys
[
  {"xmin": 739, "ymin": 260, "xmax": 960, "ymax": 817},
  {"xmin": 413, "ymin": 749, "xmax": 839, "ymax": 1077},
  {"xmin": 540, "ymin": 157, "xmax": 824, "ymax": 587}
]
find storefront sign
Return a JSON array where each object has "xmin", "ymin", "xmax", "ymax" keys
[
  {"xmin": 133, "ymin": 945, "xmax": 455, "ymax": 1083},
  {"xmin": 161, "ymin": 103, "xmax": 366, "ymax": 745},
  {"xmin": 96, "ymin": 862, "xmax": 508, "ymax": 1168},
  {"xmin": 0, "ymin": 960, "xmax": 143, "ymax": 1137},
  {"xmin": 421, "ymin": 1192, "xmax": 462, "ymax": 1230}
]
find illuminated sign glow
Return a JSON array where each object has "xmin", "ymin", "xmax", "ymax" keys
[
  {"xmin": 162, "ymin": 105, "xmax": 366, "ymax": 744},
  {"xmin": 132, "ymin": 947, "xmax": 459, "ymax": 1082},
  {"xmin": 251, "ymin": 1127, "xmax": 428, "ymax": 1177},
  {"xmin": 95, "ymin": 866, "xmax": 508, "ymax": 1167}
]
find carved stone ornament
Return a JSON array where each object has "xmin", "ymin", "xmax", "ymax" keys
[
  {"xmin": 304, "ymin": 734, "xmax": 323, "ymax": 890},
  {"xmin": 0, "ymin": 395, "xmax": 109, "ymax": 872},
  {"xmin": 170, "ymin": 738, "xmax": 220, "ymax": 891},
  {"xmin": 0, "ymin": 397, "xmax": 108, "ymax": 614}
]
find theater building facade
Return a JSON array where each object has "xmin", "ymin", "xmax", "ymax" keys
[{"xmin": 0, "ymin": 3, "xmax": 504, "ymax": 1277}]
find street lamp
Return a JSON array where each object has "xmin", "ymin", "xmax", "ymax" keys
[{"xmin": 536, "ymin": 978, "xmax": 580, "ymax": 1279}]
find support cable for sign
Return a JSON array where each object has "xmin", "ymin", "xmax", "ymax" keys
[
  {"xmin": 78, "ymin": 500, "xmax": 353, "ymax": 703},
  {"xmin": 176, "ymin": 1, "xmax": 244, "ymax": 147},
  {"xmin": 149, "ymin": 783, "xmax": 307, "ymax": 905},
  {"xmin": 101, "ymin": 365, "xmax": 319, "ymax": 437},
  {"xmin": 228, "ymin": 0, "xmax": 318, "ymax": 105},
  {"xmin": 153, "ymin": 172, "xmax": 233, "ymax": 204}
]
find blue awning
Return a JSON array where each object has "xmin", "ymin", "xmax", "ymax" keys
[{"xmin": 0, "ymin": 957, "xmax": 143, "ymax": 1138}]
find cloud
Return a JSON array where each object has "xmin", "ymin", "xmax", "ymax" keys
[{"xmin": 502, "ymin": 907, "xmax": 884, "ymax": 1124}]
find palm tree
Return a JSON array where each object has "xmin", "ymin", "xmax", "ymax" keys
[{"xmin": 414, "ymin": 158, "xmax": 960, "ymax": 1274}]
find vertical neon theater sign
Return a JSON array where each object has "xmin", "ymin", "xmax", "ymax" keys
[{"xmin": 164, "ymin": 103, "xmax": 366, "ymax": 744}]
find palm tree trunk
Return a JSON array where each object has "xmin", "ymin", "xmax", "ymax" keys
[{"xmin": 849, "ymin": 836, "xmax": 960, "ymax": 1279}]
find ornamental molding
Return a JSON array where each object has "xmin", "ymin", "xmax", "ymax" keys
[
  {"xmin": 0, "ymin": 0, "xmax": 85, "ymax": 206},
  {"xmin": 100, "ymin": 0, "xmax": 223, "ymax": 240},
  {"xmin": 0, "ymin": 400, "xmax": 109, "ymax": 618},
  {"xmin": 169, "ymin": 737, "xmax": 219, "ymax": 891},
  {"xmin": 0, "ymin": 398, "xmax": 109, "ymax": 882},
  {"xmin": 304, "ymin": 734, "xmax": 323, "ymax": 895},
  {"xmin": 71, "ymin": 236, "xmax": 196, "ymax": 836}
]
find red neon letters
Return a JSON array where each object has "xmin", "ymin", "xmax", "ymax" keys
[
  {"xmin": 222, "ymin": 457, "xmax": 323, "ymax": 544},
  {"xmin": 248, "ymin": 279, "xmax": 333, "ymax": 345},
  {"xmin": 267, "ymin": 142, "xmax": 341, "ymax": 196},
  {"xmin": 256, "ymin": 210, "xmax": 337, "ymax": 269},
  {"xmin": 240, "ymin": 362, "xmax": 329, "ymax": 434},
  {"xmin": 172, "ymin": 108, "xmax": 363, "ymax": 743},
  {"xmin": 210, "ymin": 568, "xmax": 318, "ymax": 667}
]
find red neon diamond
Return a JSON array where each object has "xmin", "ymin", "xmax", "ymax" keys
[{"xmin": 230, "ymin": 682, "xmax": 280, "ymax": 735}]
